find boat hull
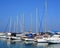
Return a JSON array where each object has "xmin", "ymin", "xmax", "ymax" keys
[
  {"xmin": 48, "ymin": 40, "xmax": 60, "ymax": 44},
  {"xmin": 36, "ymin": 39, "xmax": 48, "ymax": 43},
  {"xmin": 24, "ymin": 38, "xmax": 34, "ymax": 44}
]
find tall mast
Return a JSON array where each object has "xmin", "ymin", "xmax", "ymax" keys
[
  {"xmin": 14, "ymin": 21, "xmax": 15, "ymax": 33},
  {"xmin": 36, "ymin": 8, "xmax": 38, "ymax": 33},
  {"xmin": 16, "ymin": 16, "xmax": 18, "ymax": 33},
  {"xmin": 20, "ymin": 15, "xmax": 22, "ymax": 32},
  {"xmin": 20, "ymin": 13, "xmax": 24, "ymax": 33},
  {"xmin": 20, "ymin": 15, "xmax": 23, "ymax": 32},
  {"xmin": 9, "ymin": 17, "xmax": 11, "ymax": 33},
  {"xmin": 44, "ymin": 0, "xmax": 47, "ymax": 32},
  {"xmin": 30, "ymin": 13, "xmax": 32, "ymax": 32},
  {"xmin": 22, "ymin": 13, "xmax": 24, "ymax": 33}
]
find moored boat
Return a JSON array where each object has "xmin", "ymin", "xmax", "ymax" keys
[
  {"xmin": 0, "ymin": 32, "xmax": 6, "ymax": 38},
  {"xmin": 47, "ymin": 35, "xmax": 60, "ymax": 44}
]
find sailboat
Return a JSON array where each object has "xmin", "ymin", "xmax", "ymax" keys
[
  {"xmin": 47, "ymin": 34, "xmax": 60, "ymax": 44},
  {"xmin": 6, "ymin": 17, "xmax": 12, "ymax": 39},
  {"xmin": 6, "ymin": 16, "xmax": 21, "ymax": 41},
  {"xmin": 0, "ymin": 32, "xmax": 6, "ymax": 38},
  {"xmin": 34, "ymin": 0, "xmax": 49, "ymax": 43},
  {"xmin": 10, "ymin": 16, "xmax": 21, "ymax": 41},
  {"xmin": 34, "ymin": 8, "xmax": 48, "ymax": 43},
  {"xmin": 22, "ymin": 13, "xmax": 34, "ymax": 44},
  {"xmin": 20, "ymin": 13, "xmax": 27, "ymax": 41}
]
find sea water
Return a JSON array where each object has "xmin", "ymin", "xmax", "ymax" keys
[{"xmin": 0, "ymin": 38, "xmax": 60, "ymax": 48}]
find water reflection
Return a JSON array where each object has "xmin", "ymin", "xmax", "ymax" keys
[
  {"xmin": 33, "ymin": 42, "xmax": 48, "ymax": 48},
  {"xmin": 47, "ymin": 44, "xmax": 60, "ymax": 48},
  {"xmin": 6, "ymin": 40, "xmax": 24, "ymax": 48},
  {"xmin": 7, "ymin": 41, "xmax": 48, "ymax": 48},
  {"xmin": 6, "ymin": 40, "xmax": 16, "ymax": 45},
  {"xmin": 0, "ymin": 39, "xmax": 60, "ymax": 48}
]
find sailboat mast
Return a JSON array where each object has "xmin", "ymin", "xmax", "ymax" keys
[
  {"xmin": 16, "ymin": 16, "xmax": 18, "ymax": 33},
  {"xmin": 9, "ymin": 17, "xmax": 11, "ymax": 33},
  {"xmin": 20, "ymin": 15, "xmax": 22, "ymax": 32},
  {"xmin": 20, "ymin": 13, "xmax": 24, "ymax": 33},
  {"xmin": 30, "ymin": 13, "xmax": 32, "ymax": 32},
  {"xmin": 44, "ymin": 0, "xmax": 47, "ymax": 32},
  {"xmin": 22, "ymin": 13, "xmax": 24, "ymax": 33},
  {"xmin": 14, "ymin": 21, "xmax": 15, "ymax": 33},
  {"xmin": 36, "ymin": 8, "xmax": 38, "ymax": 33}
]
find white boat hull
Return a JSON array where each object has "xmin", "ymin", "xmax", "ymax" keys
[
  {"xmin": 47, "ymin": 35, "xmax": 60, "ymax": 44},
  {"xmin": 6, "ymin": 36, "xmax": 21, "ymax": 41},
  {"xmin": 48, "ymin": 40, "xmax": 60, "ymax": 44},
  {"xmin": 6, "ymin": 36, "xmax": 11, "ymax": 39},
  {"xmin": 47, "ymin": 38, "xmax": 60, "ymax": 44},
  {"xmin": 37, "ymin": 39, "xmax": 48, "ymax": 43},
  {"xmin": 11, "ymin": 37, "xmax": 21, "ymax": 40},
  {"xmin": 0, "ymin": 36, "xmax": 6, "ymax": 38},
  {"xmin": 24, "ymin": 38, "xmax": 34, "ymax": 44},
  {"xmin": 25, "ymin": 38, "xmax": 34, "ymax": 41}
]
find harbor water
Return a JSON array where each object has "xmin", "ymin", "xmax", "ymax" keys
[{"xmin": 0, "ymin": 38, "xmax": 60, "ymax": 48}]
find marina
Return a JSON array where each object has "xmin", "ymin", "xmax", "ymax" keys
[
  {"xmin": 0, "ymin": 0, "xmax": 60, "ymax": 48},
  {"xmin": 0, "ymin": 32, "xmax": 60, "ymax": 44}
]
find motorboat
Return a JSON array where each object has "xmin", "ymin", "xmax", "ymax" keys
[
  {"xmin": 34, "ymin": 36, "xmax": 48, "ymax": 43},
  {"xmin": 47, "ymin": 35, "xmax": 60, "ymax": 44},
  {"xmin": 0, "ymin": 32, "xmax": 6, "ymax": 38},
  {"xmin": 24, "ymin": 38, "xmax": 34, "ymax": 44},
  {"xmin": 34, "ymin": 33, "xmax": 50, "ymax": 43},
  {"xmin": 6, "ymin": 33, "xmax": 21, "ymax": 41},
  {"xmin": 11, "ymin": 36, "xmax": 21, "ymax": 41}
]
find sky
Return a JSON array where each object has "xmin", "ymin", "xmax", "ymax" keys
[{"xmin": 0, "ymin": 0, "xmax": 60, "ymax": 33}]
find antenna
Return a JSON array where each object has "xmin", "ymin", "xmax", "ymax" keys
[{"xmin": 36, "ymin": 8, "xmax": 38, "ymax": 33}]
